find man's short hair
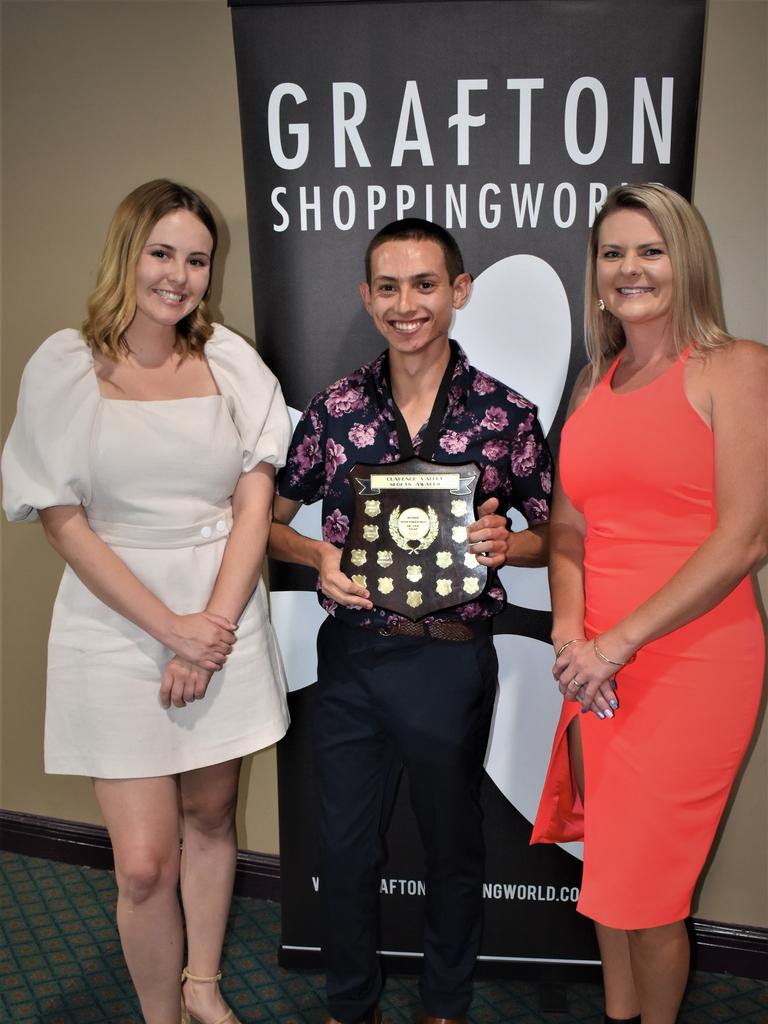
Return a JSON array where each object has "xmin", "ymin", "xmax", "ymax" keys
[{"xmin": 365, "ymin": 218, "xmax": 465, "ymax": 285}]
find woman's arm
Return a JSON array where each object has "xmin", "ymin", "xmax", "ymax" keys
[
  {"xmin": 206, "ymin": 462, "xmax": 276, "ymax": 622},
  {"xmin": 548, "ymin": 366, "xmax": 618, "ymax": 716},
  {"xmin": 548, "ymin": 479, "xmax": 588, "ymax": 654},
  {"xmin": 160, "ymin": 463, "xmax": 279, "ymax": 708},
  {"xmin": 564, "ymin": 341, "xmax": 768, "ymax": 710},
  {"xmin": 39, "ymin": 506, "xmax": 236, "ymax": 669},
  {"xmin": 548, "ymin": 365, "xmax": 592, "ymax": 652}
]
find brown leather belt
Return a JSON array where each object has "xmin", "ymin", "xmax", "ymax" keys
[{"xmin": 375, "ymin": 620, "xmax": 476, "ymax": 642}]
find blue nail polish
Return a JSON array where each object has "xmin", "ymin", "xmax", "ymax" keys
[
  {"xmin": 603, "ymin": 708, "xmax": 613, "ymax": 719},
  {"xmin": 581, "ymin": 705, "xmax": 589, "ymax": 714},
  {"xmin": 596, "ymin": 711, "xmax": 605, "ymax": 719},
  {"xmin": 610, "ymin": 679, "xmax": 617, "ymax": 689},
  {"xmin": 609, "ymin": 699, "xmax": 618, "ymax": 710}
]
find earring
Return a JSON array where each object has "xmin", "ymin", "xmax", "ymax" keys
[{"xmin": 597, "ymin": 298, "xmax": 606, "ymax": 311}]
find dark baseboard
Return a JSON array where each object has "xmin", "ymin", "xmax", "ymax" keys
[
  {"xmin": 1, "ymin": 810, "xmax": 765, "ymax": 980},
  {"xmin": 0, "ymin": 808, "xmax": 280, "ymax": 901},
  {"xmin": 691, "ymin": 918, "xmax": 768, "ymax": 981}
]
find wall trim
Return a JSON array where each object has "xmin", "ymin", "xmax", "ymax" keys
[
  {"xmin": 691, "ymin": 918, "xmax": 768, "ymax": 981},
  {"xmin": 1, "ymin": 809, "xmax": 765, "ymax": 980},
  {"xmin": 0, "ymin": 808, "xmax": 280, "ymax": 901}
]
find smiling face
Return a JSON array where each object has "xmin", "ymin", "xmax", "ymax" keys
[
  {"xmin": 130, "ymin": 209, "xmax": 213, "ymax": 336},
  {"xmin": 596, "ymin": 208, "xmax": 674, "ymax": 333},
  {"xmin": 360, "ymin": 238, "xmax": 471, "ymax": 360}
]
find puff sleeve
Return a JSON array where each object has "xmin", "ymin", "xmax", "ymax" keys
[
  {"xmin": 2, "ymin": 330, "xmax": 99, "ymax": 522},
  {"xmin": 205, "ymin": 324, "xmax": 291, "ymax": 472}
]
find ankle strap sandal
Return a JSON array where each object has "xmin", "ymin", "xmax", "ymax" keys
[{"xmin": 180, "ymin": 967, "xmax": 234, "ymax": 1024}]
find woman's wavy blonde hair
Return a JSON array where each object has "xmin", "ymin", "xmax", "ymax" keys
[
  {"xmin": 82, "ymin": 179, "xmax": 218, "ymax": 359},
  {"xmin": 585, "ymin": 183, "xmax": 732, "ymax": 382}
]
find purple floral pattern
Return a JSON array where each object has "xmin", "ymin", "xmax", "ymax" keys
[
  {"xmin": 482, "ymin": 465, "xmax": 501, "ymax": 491},
  {"xmin": 439, "ymin": 430, "xmax": 470, "ymax": 455},
  {"xmin": 482, "ymin": 439, "xmax": 508, "ymax": 462},
  {"xmin": 523, "ymin": 497, "xmax": 549, "ymax": 524},
  {"xmin": 472, "ymin": 372, "xmax": 497, "ymax": 396},
  {"xmin": 507, "ymin": 391, "xmax": 534, "ymax": 409},
  {"xmin": 348, "ymin": 422, "xmax": 376, "ymax": 448},
  {"xmin": 277, "ymin": 342, "xmax": 552, "ymax": 627},
  {"xmin": 325, "ymin": 438, "xmax": 347, "ymax": 476},
  {"xmin": 511, "ymin": 432, "xmax": 539, "ymax": 476},
  {"xmin": 325, "ymin": 377, "xmax": 368, "ymax": 418},
  {"xmin": 324, "ymin": 508, "xmax": 350, "ymax": 544},
  {"xmin": 295, "ymin": 434, "xmax": 321, "ymax": 472},
  {"xmin": 481, "ymin": 406, "xmax": 509, "ymax": 431}
]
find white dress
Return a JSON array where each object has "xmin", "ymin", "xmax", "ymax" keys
[{"xmin": 2, "ymin": 325, "xmax": 291, "ymax": 778}]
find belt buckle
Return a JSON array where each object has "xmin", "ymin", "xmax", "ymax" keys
[{"xmin": 378, "ymin": 625, "xmax": 395, "ymax": 637}]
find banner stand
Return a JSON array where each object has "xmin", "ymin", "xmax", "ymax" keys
[{"xmin": 230, "ymin": 0, "xmax": 706, "ymax": 978}]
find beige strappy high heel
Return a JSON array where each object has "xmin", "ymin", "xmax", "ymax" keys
[{"xmin": 180, "ymin": 967, "xmax": 235, "ymax": 1024}]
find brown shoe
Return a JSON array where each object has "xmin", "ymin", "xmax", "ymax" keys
[{"xmin": 325, "ymin": 1011, "xmax": 383, "ymax": 1024}]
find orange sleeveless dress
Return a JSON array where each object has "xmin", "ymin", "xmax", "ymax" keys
[{"xmin": 531, "ymin": 350, "xmax": 764, "ymax": 929}]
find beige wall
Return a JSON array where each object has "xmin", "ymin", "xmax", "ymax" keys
[
  {"xmin": 689, "ymin": 0, "xmax": 768, "ymax": 925},
  {"xmin": 2, "ymin": 0, "xmax": 766, "ymax": 926}
]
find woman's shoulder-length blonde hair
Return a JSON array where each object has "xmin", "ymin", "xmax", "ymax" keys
[
  {"xmin": 82, "ymin": 179, "xmax": 218, "ymax": 359},
  {"xmin": 585, "ymin": 183, "xmax": 732, "ymax": 381}
]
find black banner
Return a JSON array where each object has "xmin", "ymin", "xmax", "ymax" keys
[{"xmin": 230, "ymin": 0, "xmax": 705, "ymax": 970}]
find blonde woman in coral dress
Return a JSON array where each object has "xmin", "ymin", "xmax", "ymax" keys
[
  {"xmin": 2, "ymin": 181, "xmax": 291, "ymax": 1024},
  {"xmin": 532, "ymin": 184, "xmax": 766, "ymax": 1024}
]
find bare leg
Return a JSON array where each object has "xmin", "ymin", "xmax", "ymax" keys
[
  {"xmin": 596, "ymin": 924, "xmax": 641, "ymax": 1020},
  {"xmin": 94, "ymin": 776, "xmax": 183, "ymax": 1024},
  {"xmin": 628, "ymin": 920, "xmax": 689, "ymax": 1024},
  {"xmin": 567, "ymin": 720, "xmax": 641, "ymax": 1021},
  {"xmin": 178, "ymin": 758, "xmax": 242, "ymax": 1024}
]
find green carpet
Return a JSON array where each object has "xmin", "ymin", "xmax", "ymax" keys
[{"xmin": 1, "ymin": 851, "xmax": 766, "ymax": 1023}]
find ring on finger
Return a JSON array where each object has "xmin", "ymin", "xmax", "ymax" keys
[{"xmin": 567, "ymin": 677, "xmax": 582, "ymax": 691}]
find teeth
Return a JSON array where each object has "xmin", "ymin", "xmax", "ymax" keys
[
  {"xmin": 619, "ymin": 288, "xmax": 652, "ymax": 295},
  {"xmin": 392, "ymin": 321, "xmax": 421, "ymax": 332},
  {"xmin": 155, "ymin": 289, "xmax": 184, "ymax": 302}
]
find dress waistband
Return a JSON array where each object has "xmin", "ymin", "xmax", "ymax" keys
[{"xmin": 87, "ymin": 507, "xmax": 233, "ymax": 549}]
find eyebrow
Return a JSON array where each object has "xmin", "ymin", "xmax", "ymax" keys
[
  {"xmin": 145, "ymin": 240, "xmax": 211, "ymax": 257},
  {"xmin": 599, "ymin": 239, "xmax": 664, "ymax": 249},
  {"xmin": 373, "ymin": 271, "xmax": 440, "ymax": 283}
]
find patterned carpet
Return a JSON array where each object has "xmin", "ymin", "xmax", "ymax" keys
[{"xmin": 1, "ymin": 851, "xmax": 766, "ymax": 1023}]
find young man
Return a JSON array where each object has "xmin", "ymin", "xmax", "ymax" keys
[{"xmin": 270, "ymin": 219, "xmax": 551, "ymax": 1024}]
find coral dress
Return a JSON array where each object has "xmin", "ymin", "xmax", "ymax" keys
[
  {"xmin": 531, "ymin": 350, "xmax": 764, "ymax": 929},
  {"xmin": 2, "ymin": 325, "xmax": 291, "ymax": 778}
]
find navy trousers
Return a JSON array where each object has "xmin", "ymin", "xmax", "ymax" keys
[{"xmin": 313, "ymin": 615, "xmax": 498, "ymax": 1024}]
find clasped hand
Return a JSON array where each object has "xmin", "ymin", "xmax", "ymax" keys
[
  {"xmin": 164, "ymin": 611, "xmax": 237, "ymax": 671},
  {"xmin": 160, "ymin": 656, "xmax": 213, "ymax": 709},
  {"xmin": 553, "ymin": 639, "xmax": 619, "ymax": 720}
]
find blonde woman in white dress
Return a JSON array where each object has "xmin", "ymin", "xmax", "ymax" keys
[{"xmin": 2, "ymin": 180, "xmax": 291, "ymax": 1024}]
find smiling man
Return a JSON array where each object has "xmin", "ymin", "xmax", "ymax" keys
[{"xmin": 269, "ymin": 218, "xmax": 552, "ymax": 1024}]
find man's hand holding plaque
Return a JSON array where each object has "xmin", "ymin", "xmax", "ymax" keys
[
  {"xmin": 317, "ymin": 541, "xmax": 373, "ymax": 610},
  {"xmin": 466, "ymin": 496, "xmax": 512, "ymax": 570}
]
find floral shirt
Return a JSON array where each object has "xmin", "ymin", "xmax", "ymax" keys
[{"xmin": 276, "ymin": 342, "xmax": 552, "ymax": 627}]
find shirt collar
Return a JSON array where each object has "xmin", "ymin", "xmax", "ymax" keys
[{"xmin": 370, "ymin": 340, "xmax": 471, "ymax": 408}]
